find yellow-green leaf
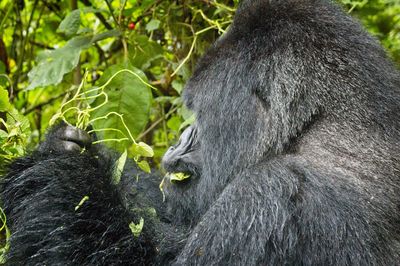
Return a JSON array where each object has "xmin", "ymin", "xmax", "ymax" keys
[
  {"xmin": 0, "ymin": 87, "xmax": 10, "ymax": 112},
  {"xmin": 112, "ymin": 150, "xmax": 127, "ymax": 185},
  {"xmin": 133, "ymin": 142, "xmax": 154, "ymax": 157},
  {"xmin": 129, "ymin": 218, "xmax": 144, "ymax": 237},
  {"xmin": 169, "ymin": 172, "xmax": 190, "ymax": 181},
  {"xmin": 137, "ymin": 160, "xmax": 151, "ymax": 173}
]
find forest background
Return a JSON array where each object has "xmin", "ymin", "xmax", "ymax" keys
[{"xmin": 0, "ymin": 0, "xmax": 399, "ymax": 261}]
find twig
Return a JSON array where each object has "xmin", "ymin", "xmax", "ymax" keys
[
  {"xmin": 136, "ymin": 106, "xmax": 178, "ymax": 141},
  {"xmin": 13, "ymin": 0, "xmax": 39, "ymax": 90},
  {"xmin": 23, "ymin": 90, "xmax": 72, "ymax": 115},
  {"xmin": 79, "ymin": 0, "xmax": 113, "ymax": 30}
]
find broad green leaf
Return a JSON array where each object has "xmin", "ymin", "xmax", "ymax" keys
[
  {"xmin": 0, "ymin": 87, "xmax": 10, "ymax": 112},
  {"xmin": 92, "ymin": 29, "xmax": 121, "ymax": 43},
  {"xmin": 27, "ymin": 36, "xmax": 92, "ymax": 90},
  {"xmin": 77, "ymin": 27, "xmax": 93, "ymax": 34},
  {"xmin": 129, "ymin": 218, "xmax": 144, "ymax": 237},
  {"xmin": 167, "ymin": 116, "xmax": 182, "ymax": 131},
  {"xmin": 58, "ymin": 9, "xmax": 81, "ymax": 37},
  {"xmin": 145, "ymin": 19, "xmax": 160, "ymax": 32},
  {"xmin": 112, "ymin": 150, "xmax": 127, "ymax": 185},
  {"xmin": 92, "ymin": 64, "xmax": 152, "ymax": 151},
  {"xmin": 129, "ymin": 35, "xmax": 163, "ymax": 68}
]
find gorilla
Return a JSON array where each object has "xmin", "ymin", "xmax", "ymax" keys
[{"xmin": 2, "ymin": 0, "xmax": 400, "ymax": 265}]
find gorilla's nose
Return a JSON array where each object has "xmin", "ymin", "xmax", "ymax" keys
[
  {"xmin": 162, "ymin": 146, "xmax": 179, "ymax": 170},
  {"xmin": 162, "ymin": 125, "xmax": 197, "ymax": 171}
]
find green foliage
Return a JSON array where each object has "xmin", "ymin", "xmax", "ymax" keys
[
  {"xmin": 0, "ymin": 207, "xmax": 10, "ymax": 263},
  {"xmin": 91, "ymin": 64, "xmax": 152, "ymax": 148},
  {"xmin": 0, "ymin": 87, "xmax": 30, "ymax": 171},
  {"xmin": 0, "ymin": 0, "xmax": 398, "ymax": 259},
  {"xmin": 27, "ymin": 36, "xmax": 92, "ymax": 90},
  {"xmin": 58, "ymin": 9, "xmax": 81, "ymax": 37},
  {"xmin": 340, "ymin": 0, "xmax": 400, "ymax": 63}
]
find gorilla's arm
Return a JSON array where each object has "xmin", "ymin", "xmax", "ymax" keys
[
  {"xmin": 1, "ymin": 124, "xmax": 165, "ymax": 265},
  {"xmin": 174, "ymin": 158, "xmax": 397, "ymax": 265}
]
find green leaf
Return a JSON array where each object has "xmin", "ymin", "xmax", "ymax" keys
[
  {"xmin": 0, "ymin": 87, "xmax": 10, "ymax": 112},
  {"xmin": 137, "ymin": 160, "xmax": 151, "ymax": 173},
  {"xmin": 145, "ymin": 19, "xmax": 160, "ymax": 32},
  {"xmin": 132, "ymin": 142, "xmax": 154, "ymax": 157},
  {"xmin": 129, "ymin": 35, "xmax": 163, "ymax": 68},
  {"xmin": 179, "ymin": 114, "xmax": 195, "ymax": 131},
  {"xmin": 167, "ymin": 116, "xmax": 182, "ymax": 131},
  {"xmin": 58, "ymin": 9, "xmax": 81, "ymax": 37},
  {"xmin": 92, "ymin": 29, "xmax": 121, "ymax": 43},
  {"xmin": 168, "ymin": 172, "xmax": 190, "ymax": 181},
  {"xmin": 112, "ymin": 150, "xmax": 127, "ymax": 185},
  {"xmin": 77, "ymin": 27, "xmax": 93, "ymax": 35},
  {"xmin": 171, "ymin": 80, "xmax": 184, "ymax": 94},
  {"xmin": 0, "ymin": 130, "xmax": 7, "ymax": 140},
  {"xmin": 27, "ymin": 36, "xmax": 92, "ymax": 90},
  {"xmin": 0, "ymin": 61, "xmax": 6, "ymax": 74},
  {"xmin": 92, "ymin": 64, "xmax": 152, "ymax": 151},
  {"xmin": 81, "ymin": 7, "xmax": 107, "ymax": 14},
  {"xmin": 140, "ymin": 0, "xmax": 154, "ymax": 10},
  {"xmin": 129, "ymin": 218, "xmax": 144, "ymax": 237}
]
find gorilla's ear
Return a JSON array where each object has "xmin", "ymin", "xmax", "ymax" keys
[
  {"xmin": 254, "ymin": 85, "xmax": 272, "ymax": 111},
  {"xmin": 182, "ymin": 87, "xmax": 195, "ymax": 110}
]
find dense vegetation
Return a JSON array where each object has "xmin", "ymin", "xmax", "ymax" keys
[{"xmin": 0, "ymin": 0, "xmax": 399, "ymax": 262}]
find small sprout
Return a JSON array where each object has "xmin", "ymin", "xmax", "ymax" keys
[
  {"xmin": 75, "ymin": 196, "xmax": 89, "ymax": 211},
  {"xmin": 129, "ymin": 218, "xmax": 144, "ymax": 237},
  {"xmin": 168, "ymin": 172, "xmax": 190, "ymax": 182}
]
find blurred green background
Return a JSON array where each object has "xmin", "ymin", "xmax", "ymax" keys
[{"xmin": 0, "ymin": 0, "xmax": 399, "ymax": 262}]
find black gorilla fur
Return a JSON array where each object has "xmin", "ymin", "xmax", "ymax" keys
[{"xmin": 2, "ymin": 0, "xmax": 400, "ymax": 265}]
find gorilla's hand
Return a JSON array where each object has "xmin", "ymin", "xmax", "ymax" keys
[{"xmin": 38, "ymin": 123, "xmax": 93, "ymax": 154}]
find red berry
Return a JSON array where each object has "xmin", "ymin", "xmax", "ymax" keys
[{"xmin": 128, "ymin": 22, "xmax": 135, "ymax": 30}]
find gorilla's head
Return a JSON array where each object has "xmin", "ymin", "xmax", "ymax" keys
[{"xmin": 162, "ymin": 0, "xmax": 313, "ymax": 222}]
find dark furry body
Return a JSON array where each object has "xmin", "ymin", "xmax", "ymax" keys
[{"xmin": 2, "ymin": 0, "xmax": 400, "ymax": 265}]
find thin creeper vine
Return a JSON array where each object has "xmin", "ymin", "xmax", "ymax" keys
[{"xmin": 49, "ymin": 69, "xmax": 156, "ymax": 172}]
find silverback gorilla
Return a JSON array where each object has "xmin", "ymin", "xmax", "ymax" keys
[{"xmin": 2, "ymin": 0, "xmax": 400, "ymax": 265}]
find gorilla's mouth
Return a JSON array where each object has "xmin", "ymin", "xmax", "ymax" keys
[{"xmin": 159, "ymin": 172, "xmax": 192, "ymax": 200}]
